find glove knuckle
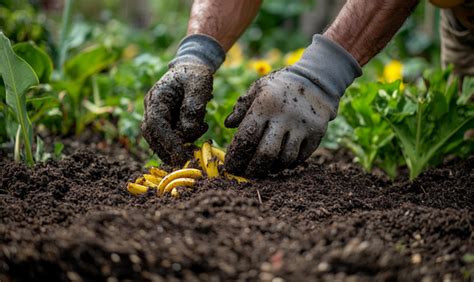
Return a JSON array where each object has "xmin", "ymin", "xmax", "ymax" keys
[{"xmin": 256, "ymin": 145, "xmax": 278, "ymax": 159}]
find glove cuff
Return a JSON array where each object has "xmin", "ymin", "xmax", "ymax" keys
[
  {"xmin": 169, "ymin": 34, "xmax": 226, "ymax": 73},
  {"xmin": 291, "ymin": 34, "xmax": 362, "ymax": 103}
]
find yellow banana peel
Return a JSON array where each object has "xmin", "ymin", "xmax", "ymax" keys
[
  {"xmin": 210, "ymin": 147, "xmax": 226, "ymax": 162},
  {"xmin": 163, "ymin": 178, "xmax": 196, "ymax": 194},
  {"xmin": 194, "ymin": 148, "xmax": 205, "ymax": 171},
  {"xmin": 157, "ymin": 168, "xmax": 202, "ymax": 195},
  {"xmin": 225, "ymin": 172, "xmax": 248, "ymax": 183},
  {"xmin": 149, "ymin": 167, "xmax": 168, "ymax": 178},
  {"xmin": 171, "ymin": 187, "xmax": 180, "ymax": 198},
  {"xmin": 202, "ymin": 142, "xmax": 219, "ymax": 178},
  {"xmin": 127, "ymin": 183, "xmax": 148, "ymax": 195},
  {"xmin": 143, "ymin": 174, "xmax": 162, "ymax": 185},
  {"xmin": 127, "ymin": 142, "xmax": 248, "ymax": 198}
]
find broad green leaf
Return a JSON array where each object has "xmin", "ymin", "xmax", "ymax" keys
[
  {"xmin": 65, "ymin": 45, "xmax": 118, "ymax": 82},
  {"xmin": 13, "ymin": 42, "xmax": 53, "ymax": 82},
  {"xmin": 0, "ymin": 32, "xmax": 38, "ymax": 165}
]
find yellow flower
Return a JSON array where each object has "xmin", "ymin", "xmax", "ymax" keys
[
  {"xmin": 249, "ymin": 59, "xmax": 272, "ymax": 76},
  {"xmin": 284, "ymin": 48, "xmax": 305, "ymax": 66},
  {"xmin": 223, "ymin": 43, "xmax": 244, "ymax": 67},
  {"xmin": 382, "ymin": 60, "xmax": 404, "ymax": 89},
  {"xmin": 383, "ymin": 60, "xmax": 403, "ymax": 83}
]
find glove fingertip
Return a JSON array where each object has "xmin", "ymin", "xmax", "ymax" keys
[
  {"xmin": 223, "ymin": 152, "xmax": 242, "ymax": 175},
  {"xmin": 224, "ymin": 113, "xmax": 240, "ymax": 128}
]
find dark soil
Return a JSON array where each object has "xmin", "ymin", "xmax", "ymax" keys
[{"xmin": 0, "ymin": 147, "xmax": 473, "ymax": 281}]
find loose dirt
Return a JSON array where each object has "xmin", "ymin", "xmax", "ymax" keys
[{"xmin": 0, "ymin": 148, "xmax": 472, "ymax": 281}]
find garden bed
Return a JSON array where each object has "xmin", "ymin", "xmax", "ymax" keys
[{"xmin": 0, "ymin": 145, "xmax": 472, "ymax": 281}]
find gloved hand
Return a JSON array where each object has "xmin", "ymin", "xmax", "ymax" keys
[
  {"xmin": 142, "ymin": 34, "xmax": 225, "ymax": 165},
  {"xmin": 224, "ymin": 35, "xmax": 362, "ymax": 176}
]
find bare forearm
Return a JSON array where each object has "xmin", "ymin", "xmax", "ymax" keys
[
  {"xmin": 324, "ymin": 0, "xmax": 419, "ymax": 66},
  {"xmin": 187, "ymin": 0, "xmax": 262, "ymax": 51}
]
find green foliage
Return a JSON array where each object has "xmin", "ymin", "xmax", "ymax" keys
[
  {"xmin": 58, "ymin": 0, "xmax": 74, "ymax": 75},
  {"xmin": 0, "ymin": 32, "xmax": 39, "ymax": 165},
  {"xmin": 34, "ymin": 136, "xmax": 64, "ymax": 162},
  {"xmin": 336, "ymin": 68, "xmax": 473, "ymax": 179},
  {"xmin": 244, "ymin": 0, "xmax": 312, "ymax": 54},
  {"xmin": 13, "ymin": 42, "xmax": 53, "ymax": 82},
  {"xmin": 53, "ymin": 44, "xmax": 121, "ymax": 135},
  {"xmin": 0, "ymin": 0, "xmax": 469, "ymax": 176},
  {"xmin": 0, "ymin": 5, "xmax": 51, "ymax": 50},
  {"xmin": 376, "ymin": 70, "xmax": 473, "ymax": 179},
  {"xmin": 203, "ymin": 66, "xmax": 258, "ymax": 147},
  {"xmin": 337, "ymin": 81, "xmax": 403, "ymax": 178}
]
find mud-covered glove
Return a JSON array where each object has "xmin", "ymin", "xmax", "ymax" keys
[
  {"xmin": 224, "ymin": 35, "xmax": 362, "ymax": 176},
  {"xmin": 142, "ymin": 34, "xmax": 225, "ymax": 165}
]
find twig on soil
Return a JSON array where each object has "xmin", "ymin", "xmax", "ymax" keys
[{"xmin": 257, "ymin": 189, "xmax": 262, "ymax": 204}]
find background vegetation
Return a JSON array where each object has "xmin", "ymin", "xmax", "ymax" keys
[{"xmin": 1, "ymin": 0, "xmax": 472, "ymax": 179}]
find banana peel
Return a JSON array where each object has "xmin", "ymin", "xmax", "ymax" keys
[
  {"xmin": 201, "ymin": 142, "xmax": 219, "ymax": 178},
  {"xmin": 163, "ymin": 178, "xmax": 196, "ymax": 194},
  {"xmin": 127, "ymin": 141, "xmax": 248, "ymax": 198},
  {"xmin": 157, "ymin": 168, "xmax": 202, "ymax": 196},
  {"xmin": 127, "ymin": 183, "xmax": 148, "ymax": 195},
  {"xmin": 210, "ymin": 147, "xmax": 225, "ymax": 163},
  {"xmin": 143, "ymin": 174, "xmax": 162, "ymax": 185}
]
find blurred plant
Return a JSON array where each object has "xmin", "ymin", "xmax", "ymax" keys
[
  {"xmin": 242, "ymin": 0, "xmax": 313, "ymax": 55},
  {"xmin": 202, "ymin": 64, "xmax": 259, "ymax": 147},
  {"xmin": 0, "ymin": 4, "xmax": 53, "ymax": 52},
  {"xmin": 57, "ymin": 0, "xmax": 74, "ymax": 76},
  {"xmin": 223, "ymin": 44, "xmax": 244, "ymax": 68}
]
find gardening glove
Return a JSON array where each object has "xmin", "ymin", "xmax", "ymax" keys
[
  {"xmin": 142, "ymin": 34, "xmax": 225, "ymax": 165},
  {"xmin": 224, "ymin": 35, "xmax": 362, "ymax": 176}
]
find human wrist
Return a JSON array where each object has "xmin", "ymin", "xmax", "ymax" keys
[
  {"xmin": 291, "ymin": 34, "xmax": 362, "ymax": 102},
  {"xmin": 323, "ymin": 30, "xmax": 367, "ymax": 66},
  {"xmin": 169, "ymin": 34, "xmax": 226, "ymax": 73}
]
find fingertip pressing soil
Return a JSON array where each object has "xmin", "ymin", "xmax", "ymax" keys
[{"xmin": 0, "ymin": 148, "xmax": 472, "ymax": 281}]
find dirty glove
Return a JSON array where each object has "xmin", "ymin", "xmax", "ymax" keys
[
  {"xmin": 142, "ymin": 34, "xmax": 225, "ymax": 165},
  {"xmin": 224, "ymin": 35, "xmax": 362, "ymax": 176}
]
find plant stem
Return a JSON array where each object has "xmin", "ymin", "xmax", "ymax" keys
[
  {"xmin": 58, "ymin": 0, "xmax": 73, "ymax": 77},
  {"xmin": 14, "ymin": 125, "xmax": 21, "ymax": 162},
  {"xmin": 415, "ymin": 100, "xmax": 422, "ymax": 157}
]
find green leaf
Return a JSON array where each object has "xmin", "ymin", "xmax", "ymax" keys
[
  {"xmin": 65, "ymin": 45, "xmax": 118, "ymax": 82},
  {"xmin": 54, "ymin": 142, "xmax": 64, "ymax": 159},
  {"xmin": 13, "ymin": 42, "xmax": 53, "ymax": 82},
  {"xmin": 145, "ymin": 156, "xmax": 161, "ymax": 168},
  {"xmin": 0, "ymin": 32, "xmax": 38, "ymax": 165}
]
